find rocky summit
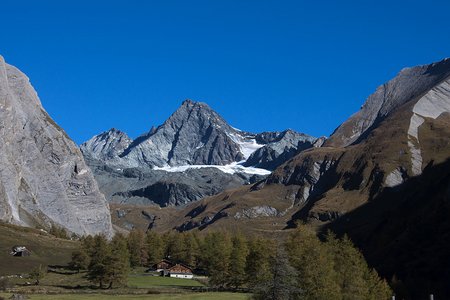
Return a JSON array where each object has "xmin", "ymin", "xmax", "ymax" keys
[
  {"xmin": 0, "ymin": 56, "xmax": 113, "ymax": 237},
  {"xmin": 81, "ymin": 100, "xmax": 323, "ymax": 207}
]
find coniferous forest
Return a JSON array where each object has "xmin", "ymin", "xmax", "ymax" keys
[{"xmin": 71, "ymin": 227, "xmax": 392, "ymax": 299}]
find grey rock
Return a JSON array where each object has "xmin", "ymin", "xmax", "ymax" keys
[
  {"xmin": 80, "ymin": 100, "xmax": 319, "ymax": 207},
  {"xmin": 86, "ymin": 157, "xmax": 266, "ymax": 207},
  {"xmin": 119, "ymin": 100, "xmax": 246, "ymax": 168},
  {"xmin": 234, "ymin": 205, "xmax": 279, "ymax": 219},
  {"xmin": 326, "ymin": 58, "xmax": 450, "ymax": 147},
  {"xmin": 80, "ymin": 128, "xmax": 132, "ymax": 163},
  {"xmin": 0, "ymin": 56, "xmax": 112, "ymax": 237},
  {"xmin": 244, "ymin": 129, "xmax": 320, "ymax": 170}
]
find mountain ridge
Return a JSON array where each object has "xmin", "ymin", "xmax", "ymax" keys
[{"xmin": 80, "ymin": 99, "xmax": 323, "ymax": 207}]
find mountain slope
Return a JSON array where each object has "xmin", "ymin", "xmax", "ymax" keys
[
  {"xmin": 149, "ymin": 58, "xmax": 450, "ymax": 234},
  {"xmin": 325, "ymin": 58, "xmax": 450, "ymax": 147},
  {"xmin": 140, "ymin": 58, "xmax": 450, "ymax": 298},
  {"xmin": 0, "ymin": 56, "xmax": 113, "ymax": 237}
]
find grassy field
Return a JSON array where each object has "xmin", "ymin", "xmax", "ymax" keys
[
  {"xmin": 0, "ymin": 223, "xmax": 77, "ymax": 275},
  {"xmin": 0, "ymin": 292, "xmax": 250, "ymax": 300},
  {"xmin": 128, "ymin": 275, "xmax": 204, "ymax": 288},
  {"xmin": 3, "ymin": 267, "xmax": 248, "ymax": 299},
  {"xmin": 0, "ymin": 224, "xmax": 249, "ymax": 299}
]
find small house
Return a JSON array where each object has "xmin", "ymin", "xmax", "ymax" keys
[
  {"xmin": 168, "ymin": 263, "xmax": 194, "ymax": 279},
  {"xmin": 152, "ymin": 259, "xmax": 174, "ymax": 272},
  {"xmin": 10, "ymin": 246, "xmax": 31, "ymax": 257}
]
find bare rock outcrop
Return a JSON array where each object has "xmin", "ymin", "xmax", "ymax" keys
[{"xmin": 0, "ymin": 56, "xmax": 112, "ymax": 237}]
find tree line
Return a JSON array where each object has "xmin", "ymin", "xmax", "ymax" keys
[{"xmin": 70, "ymin": 226, "xmax": 392, "ymax": 298}]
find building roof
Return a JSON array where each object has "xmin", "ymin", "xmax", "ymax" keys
[{"xmin": 168, "ymin": 263, "xmax": 193, "ymax": 273}]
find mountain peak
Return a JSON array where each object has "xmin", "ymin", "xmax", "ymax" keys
[
  {"xmin": 165, "ymin": 99, "xmax": 228, "ymax": 130},
  {"xmin": 80, "ymin": 128, "xmax": 132, "ymax": 161}
]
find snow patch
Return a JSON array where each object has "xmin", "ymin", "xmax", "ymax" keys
[
  {"xmin": 154, "ymin": 161, "xmax": 271, "ymax": 176},
  {"xmin": 226, "ymin": 132, "xmax": 264, "ymax": 159}
]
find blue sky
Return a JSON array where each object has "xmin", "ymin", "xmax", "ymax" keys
[{"xmin": 2, "ymin": 1, "xmax": 450, "ymax": 144}]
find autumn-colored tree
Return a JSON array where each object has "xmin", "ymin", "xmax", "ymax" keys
[
  {"xmin": 146, "ymin": 231, "xmax": 165, "ymax": 265},
  {"xmin": 127, "ymin": 228, "xmax": 148, "ymax": 267},
  {"xmin": 105, "ymin": 234, "xmax": 130, "ymax": 288},
  {"xmin": 227, "ymin": 233, "xmax": 249, "ymax": 288},
  {"xmin": 69, "ymin": 248, "xmax": 89, "ymax": 272},
  {"xmin": 286, "ymin": 226, "xmax": 342, "ymax": 300},
  {"xmin": 325, "ymin": 232, "xmax": 392, "ymax": 300},
  {"xmin": 165, "ymin": 231, "xmax": 186, "ymax": 263},
  {"xmin": 87, "ymin": 235, "xmax": 110, "ymax": 288},
  {"xmin": 245, "ymin": 237, "xmax": 274, "ymax": 288},
  {"xmin": 182, "ymin": 231, "xmax": 201, "ymax": 268},
  {"xmin": 253, "ymin": 246, "xmax": 298, "ymax": 300},
  {"xmin": 201, "ymin": 231, "xmax": 232, "ymax": 287}
]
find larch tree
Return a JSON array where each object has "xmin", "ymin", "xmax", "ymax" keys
[
  {"xmin": 106, "ymin": 234, "xmax": 130, "ymax": 288},
  {"xmin": 87, "ymin": 235, "xmax": 110, "ymax": 288},
  {"xmin": 146, "ymin": 231, "xmax": 165, "ymax": 265},
  {"xmin": 245, "ymin": 238, "xmax": 274, "ymax": 288},
  {"xmin": 253, "ymin": 246, "xmax": 298, "ymax": 300},
  {"xmin": 201, "ymin": 231, "xmax": 232, "ymax": 287},
  {"xmin": 286, "ymin": 226, "xmax": 342, "ymax": 300},
  {"xmin": 127, "ymin": 228, "xmax": 148, "ymax": 267},
  {"xmin": 69, "ymin": 248, "xmax": 89, "ymax": 273},
  {"xmin": 228, "ymin": 233, "xmax": 249, "ymax": 288}
]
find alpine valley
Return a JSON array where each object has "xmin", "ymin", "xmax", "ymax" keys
[{"xmin": 1, "ymin": 55, "xmax": 450, "ymax": 298}]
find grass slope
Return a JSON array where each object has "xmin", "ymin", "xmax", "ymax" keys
[
  {"xmin": 0, "ymin": 222, "xmax": 77, "ymax": 275},
  {"xmin": 0, "ymin": 293, "xmax": 250, "ymax": 300},
  {"xmin": 128, "ymin": 276, "xmax": 204, "ymax": 288}
]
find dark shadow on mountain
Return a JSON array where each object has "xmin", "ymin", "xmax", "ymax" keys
[{"xmin": 321, "ymin": 159, "xmax": 450, "ymax": 300}]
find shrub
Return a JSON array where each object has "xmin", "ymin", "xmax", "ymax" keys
[{"xmin": 0, "ymin": 277, "xmax": 12, "ymax": 291}]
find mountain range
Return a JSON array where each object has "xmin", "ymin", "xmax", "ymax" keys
[
  {"xmin": 80, "ymin": 99, "xmax": 324, "ymax": 207},
  {"xmin": 109, "ymin": 58, "xmax": 450, "ymax": 297},
  {"xmin": 1, "ymin": 55, "xmax": 449, "ymax": 297}
]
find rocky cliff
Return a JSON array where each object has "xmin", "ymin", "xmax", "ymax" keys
[
  {"xmin": 0, "ymin": 56, "xmax": 113, "ymax": 237},
  {"xmin": 325, "ymin": 58, "xmax": 450, "ymax": 147}
]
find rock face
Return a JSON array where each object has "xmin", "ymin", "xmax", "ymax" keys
[
  {"xmin": 117, "ymin": 100, "xmax": 248, "ymax": 168},
  {"xmin": 87, "ymin": 157, "xmax": 265, "ymax": 207},
  {"xmin": 326, "ymin": 58, "xmax": 450, "ymax": 147},
  {"xmin": 82, "ymin": 100, "xmax": 320, "ymax": 206},
  {"xmin": 80, "ymin": 128, "xmax": 132, "ymax": 163},
  {"xmin": 0, "ymin": 56, "xmax": 113, "ymax": 237},
  {"xmin": 244, "ymin": 130, "xmax": 322, "ymax": 170}
]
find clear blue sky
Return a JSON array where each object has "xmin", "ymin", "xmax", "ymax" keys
[{"xmin": 2, "ymin": 1, "xmax": 449, "ymax": 144}]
